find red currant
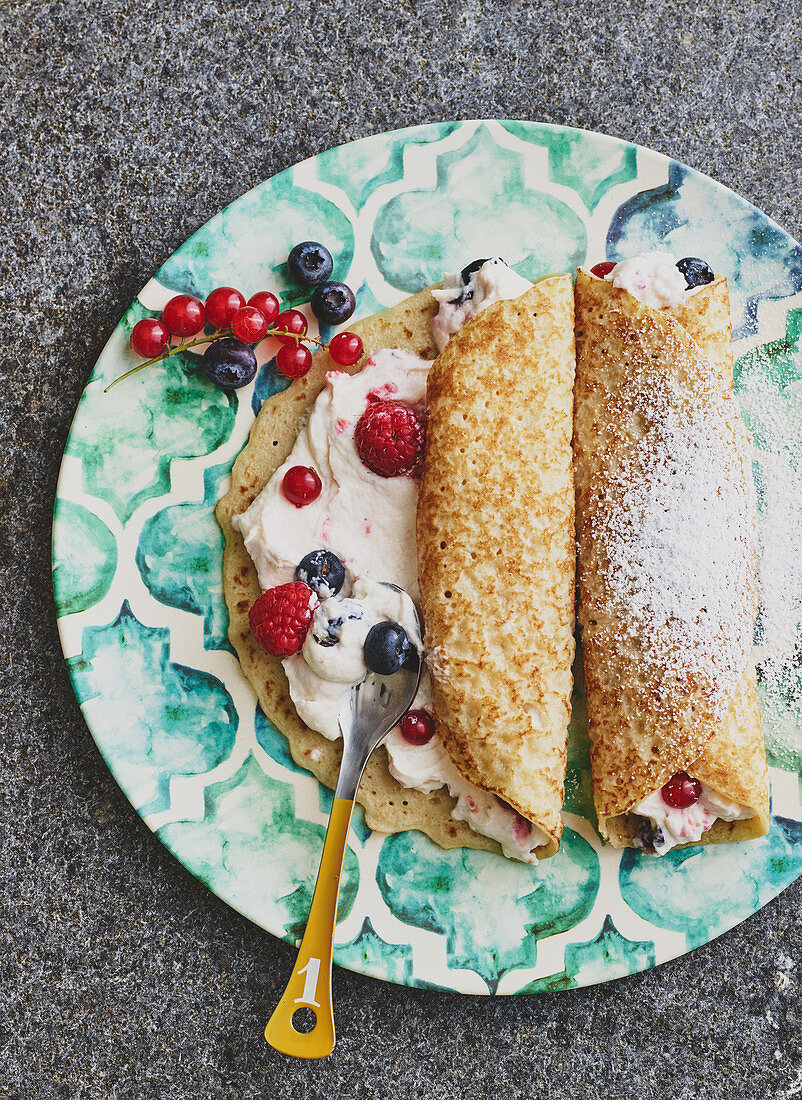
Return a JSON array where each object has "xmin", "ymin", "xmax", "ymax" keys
[
  {"xmin": 161, "ymin": 295, "xmax": 206, "ymax": 336},
  {"xmin": 590, "ymin": 261, "xmax": 616, "ymax": 278},
  {"xmin": 276, "ymin": 343, "xmax": 313, "ymax": 379},
  {"xmin": 247, "ymin": 291, "xmax": 280, "ymax": 326},
  {"xmin": 282, "ymin": 465, "xmax": 322, "ymax": 507},
  {"xmin": 399, "ymin": 709, "xmax": 435, "ymax": 746},
  {"xmin": 329, "ymin": 331, "xmax": 364, "ymax": 367},
  {"xmin": 205, "ymin": 286, "xmax": 245, "ymax": 328},
  {"xmin": 274, "ymin": 308, "xmax": 308, "ymax": 345},
  {"xmin": 232, "ymin": 305, "xmax": 269, "ymax": 344},
  {"xmin": 131, "ymin": 317, "xmax": 169, "ymax": 359},
  {"xmin": 661, "ymin": 771, "xmax": 702, "ymax": 809}
]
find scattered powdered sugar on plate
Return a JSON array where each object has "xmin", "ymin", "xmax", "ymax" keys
[
  {"xmin": 599, "ymin": 367, "xmax": 756, "ymax": 713},
  {"xmin": 735, "ymin": 319, "xmax": 802, "ymax": 773}
]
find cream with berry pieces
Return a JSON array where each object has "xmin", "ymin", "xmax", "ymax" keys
[
  {"xmin": 234, "ymin": 350, "xmax": 426, "ymax": 599},
  {"xmin": 588, "ymin": 251, "xmax": 715, "ymax": 308},
  {"xmin": 285, "ymin": 578, "xmax": 424, "ymax": 740},
  {"xmin": 633, "ymin": 771, "xmax": 752, "ymax": 855},
  {"xmin": 431, "ymin": 257, "xmax": 533, "ymax": 351},
  {"xmin": 235, "ymin": 313, "xmax": 550, "ymax": 861},
  {"xmin": 385, "ymin": 719, "xmax": 545, "ymax": 861}
]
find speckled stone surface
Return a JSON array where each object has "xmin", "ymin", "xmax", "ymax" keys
[{"xmin": 2, "ymin": 1, "xmax": 801, "ymax": 1097}]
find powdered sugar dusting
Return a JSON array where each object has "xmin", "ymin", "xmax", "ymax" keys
[
  {"xmin": 595, "ymin": 351, "xmax": 756, "ymax": 712},
  {"xmin": 735, "ymin": 312, "xmax": 802, "ymax": 772}
]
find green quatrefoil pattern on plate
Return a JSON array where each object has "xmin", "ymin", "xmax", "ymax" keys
[
  {"xmin": 136, "ymin": 460, "xmax": 233, "ymax": 654},
  {"xmin": 376, "ymin": 828, "xmax": 599, "ymax": 993},
  {"xmin": 68, "ymin": 603, "xmax": 238, "ymax": 816},
  {"xmin": 371, "ymin": 125, "xmax": 588, "ymax": 292},
  {"xmin": 157, "ymin": 174, "xmax": 355, "ymax": 307},
  {"xmin": 160, "ymin": 754, "xmax": 360, "ymax": 941},
  {"xmin": 619, "ymin": 817, "xmax": 802, "ymax": 949},
  {"xmin": 519, "ymin": 916, "xmax": 656, "ymax": 994},
  {"xmin": 313, "ymin": 121, "xmax": 462, "ymax": 214},
  {"xmin": 52, "ymin": 499, "xmax": 117, "ymax": 617},
  {"xmin": 66, "ymin": 304, "xmax": 237, "ymax": 526},
  {"xmin": 500, "ymin": 122, "xmax": 639, "ymax": 213},
  {"xmin": 334, "ymin": 918, "xmax": 415, "ymax": 986},
  {"xmin": 54, "ymin": 121, "xmax": 802, "ymax": 995}
]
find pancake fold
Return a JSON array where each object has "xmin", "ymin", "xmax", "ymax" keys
[{"xmin": 417, "ymin": 275, "xmax": 577, "ymax": 858}]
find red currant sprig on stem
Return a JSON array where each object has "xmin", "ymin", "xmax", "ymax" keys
[
  {"xmin": 108, "ymin": 290, "xmax": 363, "ymax": 393},
  {"xmin": 109, "ymin": 233, "xmax": 364, "ymax": 392}
]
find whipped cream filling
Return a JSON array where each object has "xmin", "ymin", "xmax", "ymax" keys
[
  {"xmin": 386, "ymin": 722, "xmax": 547, "ymax": 860},
  {"xmin": 234, "ymin": 349, "xmax": 427, "ymax": 601},
  {"xmin": 600, "ymin": 251, "xmax": 704, "ymax": 309},
  {"xmin": 235, "ymin": 342, "xmax": 548, "ymax": 861},
  {"xmin": 432, "ymin": 257, "xmax": 532, "ymax": 351},
  {"xmin": 288, "ymin": 578, "xmax": 422, "ymax": 740},
  {"xmin": 635, "ymin": 783, "xmax": 751, "ymax": 855}
]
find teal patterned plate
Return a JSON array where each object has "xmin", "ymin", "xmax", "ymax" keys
[{"xmin": 53, "ymin": 121, "xmax": 802, "ymax": 994}]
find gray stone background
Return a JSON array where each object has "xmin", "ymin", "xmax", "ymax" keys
[{"xmin": 2, "ymin": 0, "xmax": 800, "ymax": 1096}]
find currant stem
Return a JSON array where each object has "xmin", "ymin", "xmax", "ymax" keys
[{"xmin": 104, "ymin": 327, "xmax": 326, "ymax": 393}]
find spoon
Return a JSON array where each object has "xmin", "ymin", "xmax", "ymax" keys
[{"xmin": 264, "ymin": 590, "xmax": 422, "ymax": 1059}]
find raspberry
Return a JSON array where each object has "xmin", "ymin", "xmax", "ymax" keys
[
  {"xmin": 354, "ymin": 400, "xmax": 425, "ymax": 478},
  {"xmin": 249, "ymin": 582, "xmax": 317, "ymax": 657}
]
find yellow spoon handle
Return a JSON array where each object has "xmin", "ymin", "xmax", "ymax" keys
[{"xmin": 264, "ymin": 796, "xmax": 355, "ymax": 1059}]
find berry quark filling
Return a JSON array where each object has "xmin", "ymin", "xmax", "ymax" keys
[
  {"xmin": 634, "ymin": 773, "xmax": 751, "ymax": 854},
  {"xmin": 234, "ymin": 312, "xmax": 549, "ymax": 861},
  {"xmin": 588, "ymin": 250, "xmax": 714, "ymax": 309},
  {"xmin": 431, "ymin": 256, "xmax": 533, "ymax": 352}
]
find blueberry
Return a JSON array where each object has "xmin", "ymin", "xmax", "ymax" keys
[
  {"xmin": 364, "ymin": 621, "xmax": 412, "ymax": 676},
  {"xmin": 287, "ymin": 241, "xmax": 334, "ymax": 287},
  {"xmin": 202, "ymin": 337, "xmax": 257, "ymax": 389},
  {"xmin": 676, "ymin": 256, "xmax": 714, "ymax": 289},
  {"xmin": 311, "ymin": 281, "xmax": 356, "ymax": 326},
  {"xmin": 459, "ymin": 257, "xmax": 492, "ymax": 285},
  {"xmin": 295, "ymin": 550, "xmax": 346, "ymax": 598},
  {"xmin": 634, "ymin": 819, "xmax": 665, "ymax": 852}
]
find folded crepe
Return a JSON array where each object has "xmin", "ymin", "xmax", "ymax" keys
[
  {"xmin": 417, "ymin": 275, "xmax": 577, "ymax": 858},
  {"xmin": 218, "ymin": 287, "xmax": 506, "ymax": 855},
  {"xmin": 573, "ymin": 269, "xmax": 770, "ymax": 849}
]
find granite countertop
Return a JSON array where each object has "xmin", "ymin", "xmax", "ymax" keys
[{"xmin": 2, "ymin": 1, "xmax": 801, "ymax": 1097}]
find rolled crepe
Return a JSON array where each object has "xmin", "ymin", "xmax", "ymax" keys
[
  {"xmin": 573, "ymin": 269, "xmax": 770, "ymax": 849},
  {"xmin": 417, "ymin": 275, "xmax": 577, "ymax": 858}
]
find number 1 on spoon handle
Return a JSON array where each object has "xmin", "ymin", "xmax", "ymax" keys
[{"xmin": 264, "ymin": 796, "xmax": 355, "ymax": 1059}]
